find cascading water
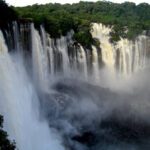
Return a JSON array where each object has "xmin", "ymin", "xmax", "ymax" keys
[
  {"xmin": 31, "ymin": 24, "xmax": 50, "ymax": 90},
  {"xmin": 91, "ymin": 23, "xmax": 115, "ymax": 72},
  {"xmin": 56, "ymin": 36, "xmax": 70, "ymax": 74},
  {"xmin": 91, "ymin": 23, "xmax": 149, "ymax": 75},
  {"xmin": 77, "ymin": 45, "xmax": 88, "ymax": 78},
  {"xmin": 47, "ymin": 36, "xmax": 54, "ymax": 75},
  {"xmin": 30, "ymin": 22, "xmax": 150, "ymax": 80},
  {"xmin": 92, "ymin": 45, "xmax": 99, "ymax": 80},
  {"xmin": 0, "ymin": 21, "xmax": 150, "ymax": 150},
  {"xmin": 0, "ymin": 30, "xmax": 64, "ymax": 150}
]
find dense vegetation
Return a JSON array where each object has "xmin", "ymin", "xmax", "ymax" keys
[
  {"xmin": 0, "ymin": 115, "xmax": 16, "ymax": 150},
  {"xmin": 14, "ymin": 1, "xmax": 150, "ymax": 47},
  {"xmin": 0, "ymin": 0, "xmax": 17, "ymax": 29},
  {"xmin": 0, "ymin": 0, "xmax": 150, "ymax": 48}
]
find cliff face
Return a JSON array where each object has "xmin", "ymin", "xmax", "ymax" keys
[
  {"xmin": 91, "ymin": 23, "xmax": 150, "ymax": 75},
  {"xmin": 2, "ymin": 22, "xmax": 150, "ymax": 79}
]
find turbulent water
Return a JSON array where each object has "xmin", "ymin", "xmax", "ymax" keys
[
  {"xmin": 0, "ymin": 22, "xmax": 150, "ymax": 150},
  {"xmin": 0, "ymin": 30, "xmax": 64, "ymax": 150},
  {"xmin": 91, "ymin": 23, "xmax": 150, "ymax": 75}
]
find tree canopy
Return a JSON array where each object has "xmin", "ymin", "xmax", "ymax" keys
[
  {"xmin": 0, "ymin": 115, "xmax": 16, "ymax": 150},
  {"xmin": 0, "ymin": 0, "xmax": 150, "ymax": 48},
  {"xmin": 0, "ymin": 0, "xmax": 17, "ymax": 28},
  {"xmin": 14, "ymin": 1, "xmax": 150, "ymax": 47}
]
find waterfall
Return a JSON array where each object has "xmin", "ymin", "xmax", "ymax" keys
[
  {"xmin": 47, "ymin": 36, "xmax": 54, "ymax": 75},
  {"xmin": 115, "ymin": 36, "xmax": 148, "ymax": 75},
  {"xmin": 91, "ymin": 23, "xmax": 149, "ymax": 75},
  {"xmin": 0, "ymin": 21, "xmax": 149, "ymax": 149},
  {"xmin": 116, "ymin": 39, "xmax": 133, "ymax": 75},
  {"xmin": 23, "ymin": 22, "xmax": 150, "ymax": 80},
  {"xmin": 31, "ymin": 24, "xmax": 49, "ymax": 90},
  {"xmin": 0, "ymin": 30, "xmax": 64, "ymax": 150},
  {"xmin": 91, "ymin": 23, "xmax": 115, "ymax": 71},
  {"xmin": 92, "ymin": 45, "xmax": 99, "ymax": 80},
  {"xmin": 56, "ymin": 36, "xmax": 70, "ymax": 74},
  {"xmin": 13, "ymin": 22, "xmax": 20, "ymax": 52},
  {"xmin": 40, "ymin": 25, "xmax": 51, "ymax": 77},
  {"xmin": 77, "ymin": 45, "xmax": 88, "ymax": 78}
]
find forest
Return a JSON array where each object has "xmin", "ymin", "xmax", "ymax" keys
[
  {"xmin": 0, "ymin": 115, "xmax": 16, "ymax": 149},
  {"xmin": 14, "ymin": 1, "xmax": 150, "ymax": 47},
  {"xmin": 0, "ymin": 0, "xmax": 150, "ymax": 48}
]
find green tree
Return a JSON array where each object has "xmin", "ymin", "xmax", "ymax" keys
[
  {"xmin": 13, "ymin": 1, "xmax": 150, "ymax": 45},
  {"xmin": 0, "ymin": 115, "xmax": 16, "ymax": 150}
]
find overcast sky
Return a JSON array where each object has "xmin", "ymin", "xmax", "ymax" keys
[{"xmin": 5, "ymin": 0, "xmax": 150, "ymax": 7}]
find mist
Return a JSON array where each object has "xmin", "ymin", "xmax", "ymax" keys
[
  {"xmin": 39, "ymin": 65, "xmax": 150, "ymax": 150},
  {"xmin": 0, "ymin": 22, "xmax": 150, "ymax": 150}
]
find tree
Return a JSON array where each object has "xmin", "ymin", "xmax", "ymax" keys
[
  {"xmin": 13, "ymin": 1, "xmax": 150, "ymax": 45},
  {"xmin": 0, "ymin": 115, "xmax": 16, "ymax": 150},
  {"xmin": 0, "ymin": 0, "xmax": 17, "ymax": 29}
]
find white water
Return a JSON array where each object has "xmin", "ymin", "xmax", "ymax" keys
[
  {"xmin": 92, "ymin": 45, "xmax": 99, "ymax": 80},
  {"xmin": 116, "ymin": 36, "xmax": 148, "ymax": 75},
  {"xmin": 13, "ymin": 22, "xmax": 20, "ymax": 52},
  {"xmin": 0, "ymin": 22, "xmax": 150, "ymax": 150},
  {"xmin": 77, "ymin": 45, "xmax": 88, "ymax": 78},
  {"xmin": 91, "ymin": 23, "xmax": 115, "ymax": 71},
  {"xmin": 91, "ymin": 23, "xmax": 149, "ymax": 75},
  {"xmin": 56, "ymin": 36, "xmax": 70, "ymax": 74},
  {"xmin": 0, "ymin": 30, "xmax": 64, "ymax": 150},
  {"xmin": 29, "ymin": 23, "xmax": 150, "ymax": 80},
  {"xmin": 47, "ymin": 36, "xmax": 54, "ymax": 75},
  {"xmin": 29, "ymin": 22, "xmax": 150, "ymax": 82},
  {"xmin": 31, "ymin": 24, "xmax": 49, "ymax": 90}
]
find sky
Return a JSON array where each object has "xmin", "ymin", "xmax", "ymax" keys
[{"xmin": 5, "ymin": 0, "xmax": 150, "ymax": 7}]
